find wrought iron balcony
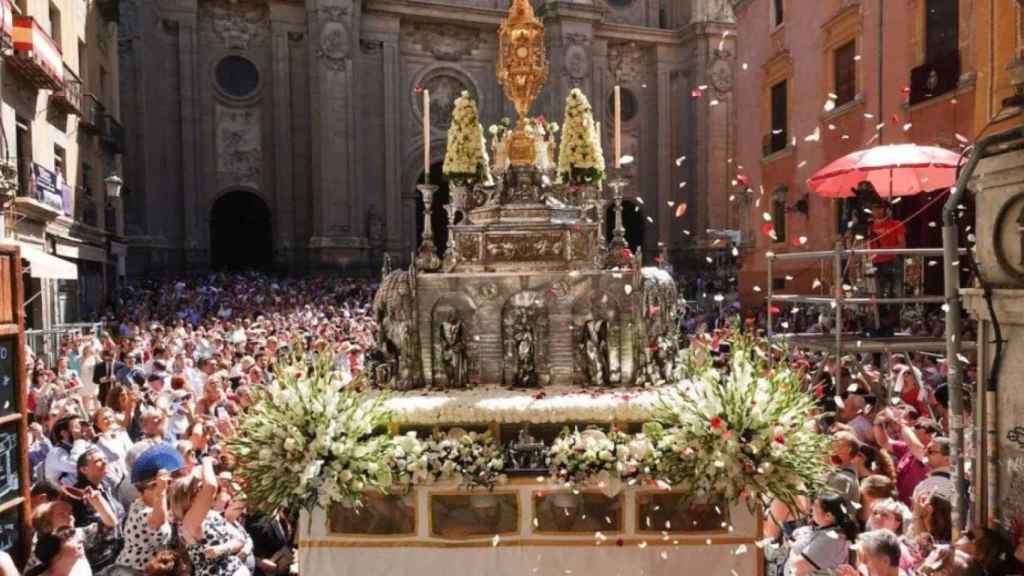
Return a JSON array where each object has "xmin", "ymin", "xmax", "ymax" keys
[
  {"xmin": 909, "ymin": 50, "xmax": 961, "ymax": 106},
  {"xmin": 51, "ymin": 64, "xmax": 83, "ymax": 116},
  {"xmin": 81, "ymin": 94, "xmax": 105, "ymax": 134},
  {"xmin": 101, "ymin": 114, "xmax": 125, "ymax": 154},
  {"xmin": 1, "ymin": 0, "xmax": 13, "ymax": 52},
  {"xmin": 9, "ymin": 17, "xmax": 64, "ymax": 91}
]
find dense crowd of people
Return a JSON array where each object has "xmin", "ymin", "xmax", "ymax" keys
[
  {"xmin": 0, "ymin": 269, "xmax": 1018, "ymax": 576},
  {"xmin": 6, "ymin": 274, "xmax": 376, "ymax": 576}
]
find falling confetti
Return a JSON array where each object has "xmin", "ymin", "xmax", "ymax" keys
[
  {"xmin": 903, "ymin": 123, "xmax": 913, "ymax": 132},
  {"xmin": 706, "ymin": 256, "xmax": 714, "ymax": 264},
  {"xmin": 660, "ymin": 551, "xmax": 669, "ymax": 560},
  {"xmin": 714, "ymin": 294, "xmax": 725, "ymax": 302},
  {"xmin": 753, "ymin": 285, "xmax": 762, "ymax": 292},
  {"xmin": 732, "ymin": 246, "xmax": 739, "ymax": 257},
  {"xmin": 646, "ymin": 216, "xmax": 654, "ymax": 223},
  {"xmin": 955, "ymin": 133, "xmax": 969, "ymax": 144},
  {"xmin": 763, "ymin": 212, "xmax": 773, "ymax": 222},
  {"xmin": 691, "ymin": 88, "xmax": 703, "ymax": 98},
  {"xmin": 675, "ymin": 155, "xmax": 687, "ymax": 166},
  {"xmin": 492, "ymin": 534, "xmax": 501, "ymax": 547},
  {"xmin": 742, "ymin": 62, "xmax": 748, "ymax": 70},
  {"xmin": 675, "ymin": 203, "xmax": 688, "ymax": 217},
  {"xmin": 798, "ymin": 161, "xmax": 808, "ymax": 168},
  {"xmin": 621, "ymin": 155, "xmax": 635, "ymax": 165},
  {"xmin": 678, "ymin": 181, "xmax": 688, "ymax": 189},
  {"xmin": 624, "ymin": 285, "xmax": 633, "ymax": 295},
  {"xmin": 823, "ymin": 98, "xmax": 836, "ymax": 112},
  {"xmin": 638, "ymin": 541, "xmax": 649, "ymax": 549},
  {"xmin": 804, "ymin": 127, "xmax": 821, "ymax": 142},
  {"xmin": 710, "ymin": 99, "xmax": 720, "ymax": 107},
  {"xmin": 812, "ymin": 279, "xmax": 822, "ymax": 290},
  {"xmin": 734, "ymin": 545, "xmax": 748, "ymax": 555}
]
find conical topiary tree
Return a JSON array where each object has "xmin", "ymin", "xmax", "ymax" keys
[
  {"xmin": 442, "ymin": 91, "xmax": 492, "ymax": 186},
  {"xmin": 557, "ymin": 88, "xmax": 606, "ymax": 186}
]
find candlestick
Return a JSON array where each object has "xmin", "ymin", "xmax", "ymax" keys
[
  {"xmin": 423, "ymin": 89, "xmax": 431, "ymax": 185},
  {"xmin": 614, "ymin": 85, "xmax": 621, "ymax": 169}
]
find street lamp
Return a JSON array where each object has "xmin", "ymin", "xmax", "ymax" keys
[{"xmin": 104, "ymin": 174, "xmax": 123, "ymax": 199}]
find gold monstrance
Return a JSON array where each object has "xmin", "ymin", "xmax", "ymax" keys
[{"xmin": 497, "ymin": 0, "xmax": 549, "ymax": 166}]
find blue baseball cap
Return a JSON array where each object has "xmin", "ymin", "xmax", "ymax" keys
[{"xmin": 131, "ymin": 443, "xmax": 185, "ymax": 484}]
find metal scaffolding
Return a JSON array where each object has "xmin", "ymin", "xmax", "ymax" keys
[{"xmin": 766, "ymin": 244, "xmax": 975, "ymax": 390}]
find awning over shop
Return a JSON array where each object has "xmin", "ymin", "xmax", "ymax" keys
[
  {"xmin": 54, "ymin": 239, "xmax": 107, "ymax": 263},
  {"xmin": 2, "ymin": 241, "xmax": 78, "ymax": 280}
]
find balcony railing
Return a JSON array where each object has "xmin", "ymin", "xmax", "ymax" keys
[
  {"xmin": 101, "ymin": 114, "xmax": 125, "ymax": 154},
  {"xmin": 81, "ymin": 94, "xmax": 105, "ymax": 134},
  {"xmin": 51, "ymin": 64, "xmax": 83, "ymax": 115},
  {"xmin": 1, "ymin": 0, "xmax": 13, "ymax": 51},
  {"xmin": 763, "ymin": 129, "xmax": 788, "ymax": 157},
  {"xmin": 97, "ymin": 0, "xmax": 119, "ymax": 23},
  {"xmin": 10, "ymin": 17, "xmax": 64, "ymax": 91},
  {"xmin": 909, "ymin": 50, "xmax": 961, "ymax": 106}
]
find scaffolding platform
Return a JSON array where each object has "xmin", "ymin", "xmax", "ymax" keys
[
  {"xmin": 765, "ymin": 245, "xmax": 972, "ymax": 385},
  {"xmin": 780, "ymin": 334, "xmax": 976, "ymax": 355}
]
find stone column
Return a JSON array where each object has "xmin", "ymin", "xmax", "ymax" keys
[
  {"xmin": 307, "ymin": 0, "xmax": 368, "ymax": 267},
  {"xmin": 382, "ymin": 27, "xmax": 402, "ymax": 256},
  {"xmin": 962, "ymin": 145, "xmax": 1024, "ymax": 531},
  {"xmin": 271, "ymin": 26, "xmax": 297, "ymax": 270},
  {"xmin": 655, "ymin": 59, "xmax": 673, "ymax": 253},
  {"xmin": 178, "ymin": 16, "xmax": 203, "ymax": 269}
]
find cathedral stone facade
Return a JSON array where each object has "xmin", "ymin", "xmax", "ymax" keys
[{"xmin": 118, "ymin": 0, "xmax": 736, "ymax": 275}]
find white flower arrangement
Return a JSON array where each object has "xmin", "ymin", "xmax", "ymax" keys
[
  {"xmin": 547, "ymin": 427, "xmax": 651, "ymax": 497},
  {"xmin": 646, "ymin": 334, "xmax": 832, "ymax": 511},
  {"xmin": 422, "ymin": 428, "xmax": 507, "ymax": 489},
  {"xmin": 230, "ymin": 361, "xmax": 393, "ymax": 514},
  {"xmin": 557, "ymin": 89, "xmax": 606, "ymax": 185},
  {"xmin": 443, "ymin": 91, "xmax": 493, "ymax": 186},
  {"xmin": 380, "ymin": 385, "xmax": 661, "ymax": 426}
]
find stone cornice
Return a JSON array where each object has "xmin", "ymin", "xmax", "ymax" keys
[
  {"xmin": 596, "ymin": 22, "xmax": 686, "ymax": 45},
  {"xmin": 363, "ymin": 0, "xmax": 506, "ymax": 27}
]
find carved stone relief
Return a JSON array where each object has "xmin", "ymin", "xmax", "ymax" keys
[
  {"xmin": 316, "ymin": 6, "xmax": 352, "ymax": 72},
  {"xmin": 216, "ymin": 105, "xmax": 262, "ymax": 188},
  {"xmin": 417, "ymin": 71, "xmax": 476, "ymax": 130},
  {"xmin": 607, "ymin": 42, "xmax": 646, "ymax": 85},
  {"xmin": 409, "ymin": 23, "xmax": 481, "ymax": 62},
  {"xmin": 562, "ymin": 33, "xmax": 591, "ymax": 88},
  {"xmin": 709, "ymin": 48, "xmax": 734, "ymax": 95},
  {"xmin": 485, "ymin": 233, "xmax": 564, "ymax": 262},
  {"xmin": 204, "ymin": 1, "xmax": 270, "ymax": 50}
]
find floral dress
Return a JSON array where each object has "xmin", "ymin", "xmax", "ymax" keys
[{"xmin": 184, "ymin": 511, "xmax": 248, "ymax": 576}]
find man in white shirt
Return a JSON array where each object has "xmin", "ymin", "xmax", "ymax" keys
[
  {"xmin": 913, "ymin": 436, "xmax": 956, "ymax": 503},
  {"xmin": 43, "ymin": 415, "xmax": 90, "ymax": 486}
]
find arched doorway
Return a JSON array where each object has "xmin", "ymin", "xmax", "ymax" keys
[
  {"xmin": 415, "ymin": 162, "xmax": 451, "ymax": 259},
  {"xmin": 210, "ymin": 190, "xmax": 272, "ymax": 270},
  {"xmin": 605, "ymin": 200, "xmax": 645, "ymax": 252}
]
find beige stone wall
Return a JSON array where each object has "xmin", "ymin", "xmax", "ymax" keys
[{"xmin": 2, "ymin": 0, "xmax": 121, "ymax": 326}]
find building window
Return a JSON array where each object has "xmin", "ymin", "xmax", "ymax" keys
[
  {"xmin": 215, "ymin": 55, "xmax": 261, "ymax": 99},
  {"xmin": 82, "ymin": 163, "xmax": 93, "ymax": 196},
  {"xmin": 99, "ymin": 66, "xmax": 109, "ymax": 105},
  {"xmin": 54, "ymin": 145, "xmax": 66, "ymax": 182},
  {"xmin": 48, "ymin": 3, "xmax": 61, "ymax": 49},
  {"xmin": 925, "ymin": 0, "xmax": 958, "ymax": 63},
  {"xmin": 15, "ymin": 120, "xmax": 31, "ymax": 198},
  {"xmin": 78, "ymin": 42, "xmax": 87, "ymax": 83},
  {"xmin": 771, "ymin": 0, "xmax": 784, "ymax": 29},
  {"xmin": 768, "ymin": 80, "xmax": 787, "ymax": 154},
  {"xmin": 772, "ymin": 186, "xmax": 788, "ymax": 243},
  {"xmin": 833, "ymin": 41, "xmax": 857, "ymax": 107},
  {"xmin": 607, "ymin": 87, "xmax": 638, "ymax": 124}
]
